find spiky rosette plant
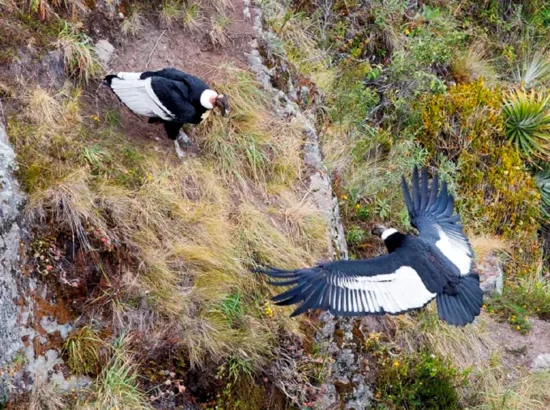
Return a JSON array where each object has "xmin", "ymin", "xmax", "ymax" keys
[
  {"xmin": 503, "ymin": 87, "xmax": 550, "ymax": 160},
  {"xmin": 514, "ymin": 53, "xmax": 550, "ymax": 89},
  {"xmin": 536, "ymin": 167, "xmax": 550, "ymax": 219}
]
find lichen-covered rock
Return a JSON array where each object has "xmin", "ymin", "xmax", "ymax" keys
[
  {"xmin": 246, "ymin": 6, "xmax": 348, "ymax": 260},
  {"xmin": 531, "ymin": 353, "xmax": 550, "ymax": 373},
  {"xmin": 0, "ymin": 124, "xmax": 25, "ymax": 405}
]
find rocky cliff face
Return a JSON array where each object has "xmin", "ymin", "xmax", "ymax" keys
[{"xmin": 0, "ymin": 124, "xmax": 25, "ymax": 403}]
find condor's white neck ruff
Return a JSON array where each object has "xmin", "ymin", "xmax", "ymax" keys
[
  {"xmin": 200, "ymin": 89, "xmax": 218, "ymax": 109},
  {"xmin": 381, "ymin": 228, "xmax": 398, "ymax": 241}
]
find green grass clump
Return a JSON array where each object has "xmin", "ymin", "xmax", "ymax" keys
[
  {"xmin": 56, "ymin": 22, "xmax": 101, "ymax": 84},
  {"xmin": 183, "ymin": 3, "xmax": 201, "ymax": 31},
  {"xmin": 159, "ymin": 0, "xmax": 184, "ymax": 29},
  {"xmin": 373, "ymin": 347, "xmax": 466, "ymax": 410},
  {"xmin": 81, "ymin": 335, "xmax": 151, "ymax": 410},
  {"xmin": 64, "ymin": 326, "xmax": 104, "ymax": 376},
  {"xmin": 121, "ymin": 7, "xmax": 144, "ymax": 37},
  {"xmin": 503, "ymin": 87, "xmax": 550, "ymax": 160}
]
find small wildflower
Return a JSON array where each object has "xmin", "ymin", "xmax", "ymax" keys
[
  {"xmin": 342, "ymin": 194, "xmax": 348, "ymax": 200},
  {"xmin": 263, "ymin": 301, "xmax": 274, "ymax": 318},
  {"xmin": 356, "ymin": 204, "xmax": 361, "ymax": 209},
  {"xmin": 482, "ymin": 304, "xmax": 487, "ymax": 309},
  {"xmin": 393, "ymin": 360, "xmax": 400, "ymax": 367},
  {"xmin": 516, "ymin": 325, "xmax": 521, "ymax": 330},
  {"xmin": 404, "ymin": 28, "xmax": 410, "ymax": 35}
]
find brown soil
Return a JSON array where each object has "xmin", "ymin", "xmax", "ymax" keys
[
  {"xmin": 110, "ymin": 3, "xmax": 255, "ymax": 82},
  {"xmin": 484, "ymin": 315, "xmax": 550, "ymax": 371}
]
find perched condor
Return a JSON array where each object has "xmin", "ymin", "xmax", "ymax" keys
[
  {"xmin": 257, "ymin": 168, "xmax": 483, "ymax": 326},
  {"xmin": 104, "ymin": 68, "xmax": 229, "ymax": 157}
]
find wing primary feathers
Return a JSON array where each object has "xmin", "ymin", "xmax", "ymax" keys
[
  {"xmin": 435, "ymin": 181, "xmax": 449, "ymax": 213},
  {"xmin": 428, "ymin": 173, "xmax": 439, "ymax": 208},
  {"xmin": 271, "ymin": 282, "xmax": 311, "ymax": 303},
  {"xmin": 412, "ymin": 166, "xmax": 421, "ymax": 209},
  {"xmin": 420, "ymin": 168, "xmax": 429, "ymax": 209},
  {"xmin": 401, "ymin": 177, "xmax": 413, "ymax": 212},
  {"xmin": 290, "ymin": 283, "xmax": 326, "ymax": 317},
  {"xmin": 443, "ymin": 195, "xmax": 455, "ymax": 217},
  {"xmin": 266, "ymin": 278, "xmax": 301, "ymax": 286}
]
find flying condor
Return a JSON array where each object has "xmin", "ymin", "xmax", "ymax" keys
[
  {"xmin": 257, "ymin": 168, "xmax": 484, "ymax": 327},
  {"xmin": 104, "ymin": 68, "xmax": 229, "ymax": 158}
]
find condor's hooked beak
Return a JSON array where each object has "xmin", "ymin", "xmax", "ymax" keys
[
  {"xmin": 371, "ymin": 225, "xmax": 387, "ymax": 237},
  {"xmin": 215, "ymin": 94, "xmax": 230, "ymax": 117}
]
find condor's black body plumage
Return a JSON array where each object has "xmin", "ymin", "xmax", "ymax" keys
[
  {"xmin": 104, "ymin": 68, "xmax": 228, "ymax": 142},
  {"xmin": 257, "ymin": 168, "xmax": 484, "ymax": 327}
]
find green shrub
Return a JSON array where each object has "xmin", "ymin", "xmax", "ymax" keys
[
  {"xmin": 345, "ymin": 225, "xmax": 366, "ymax": 246},
  {"xmin": 375, "ymin": 350, "xmax": 466, "ymax": 410},
  {"xmin": 418, "ymin": 80, "xmax": 542, "ymax": 278}
]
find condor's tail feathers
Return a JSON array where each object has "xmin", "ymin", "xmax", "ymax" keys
[{"xmin": 436, "ymin": 273, "xmax": 483, "ymax": 326}]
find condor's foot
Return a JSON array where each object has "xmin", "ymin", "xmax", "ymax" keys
[
  {"xmin": 177, "ymin": 130, "xmax": 194, "ymax": 148},
  {"xmin": 174, "ymin": 139, "xmax": 186, "ymax": 159}
]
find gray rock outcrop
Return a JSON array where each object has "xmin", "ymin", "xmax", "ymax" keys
[{"xmin": 0, "ymin": 124, "xmax": 25, "ymax": 403}]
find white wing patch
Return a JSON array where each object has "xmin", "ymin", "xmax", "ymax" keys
[
  {"xmin": 333, "ymin": 266, "xmax": 436, "ymax": 314},
  {"xmin": 109, "ymin": 77, "xmax": 175, "ymax": 121},
  {"xmin": 434, "ymin": 226, "xmax": 472, "ymax": 275}
]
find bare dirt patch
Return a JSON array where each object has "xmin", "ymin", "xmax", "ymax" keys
[
  {"xmin": 484, "ymin": 316, "xmax": 550, "ymax": 371},
  {"xmin": 95, "ymin": 0, "xmax": 257, "ymax": 151}
]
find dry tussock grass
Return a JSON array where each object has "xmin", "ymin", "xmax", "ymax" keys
[
  {"xmin": 14, "ymin": 70, "xmax": 327, "ymax": 374},
  {"xmin": 29, "ymin": 377, "xmax": 66, "ymax": 410},
  {"xmin": 470, "ymin": 234, "xmax": 510, "ymax": 262},
  {"xmin": 451, "ymin": 43, "xmax": 499, "ymax": 86},
  {"xmin": 121, "ymin": 8, "xmax": 145, "ymax": 37},
  {"xmin": 196, "ymin": 70, "xmax": 304, "ymax": 186}
]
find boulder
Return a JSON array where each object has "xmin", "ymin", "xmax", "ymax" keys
[
  {"xmin": 477, "ymin": 254, "xmax": 503, "ymax": 295},
  {"xmin": 531, "ymin": 353, "xmax": 550, "ymax": 373},
  {"xmin": 95, "ymin": 39, "xmax": 115, "ymax": 68}
]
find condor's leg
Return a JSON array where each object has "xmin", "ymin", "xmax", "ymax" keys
[{"xmin": 163, "ymin": 121, "xmax": 187, "ymax": 158}]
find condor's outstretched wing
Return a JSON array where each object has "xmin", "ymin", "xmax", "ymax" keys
[
  {"xmin": 401, "ymin": 167, "xmax": 473, "ymax": 275},
  {"xmin": 258, "ymin": 253, "xmax": 442, "ymax": 317}
]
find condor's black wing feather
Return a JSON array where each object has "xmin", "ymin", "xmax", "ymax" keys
[
  {"xmin": 257, "ymin": 251, "xmax": 441, "ymax": 318},
  {"xmin": 401, "ymin": 167, "xmax": 473, "ymax": 275}
]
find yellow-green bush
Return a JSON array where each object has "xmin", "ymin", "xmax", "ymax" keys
[{"xmin": 418, "ymin": 80, "xmax": 541, "ymax": 278}]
